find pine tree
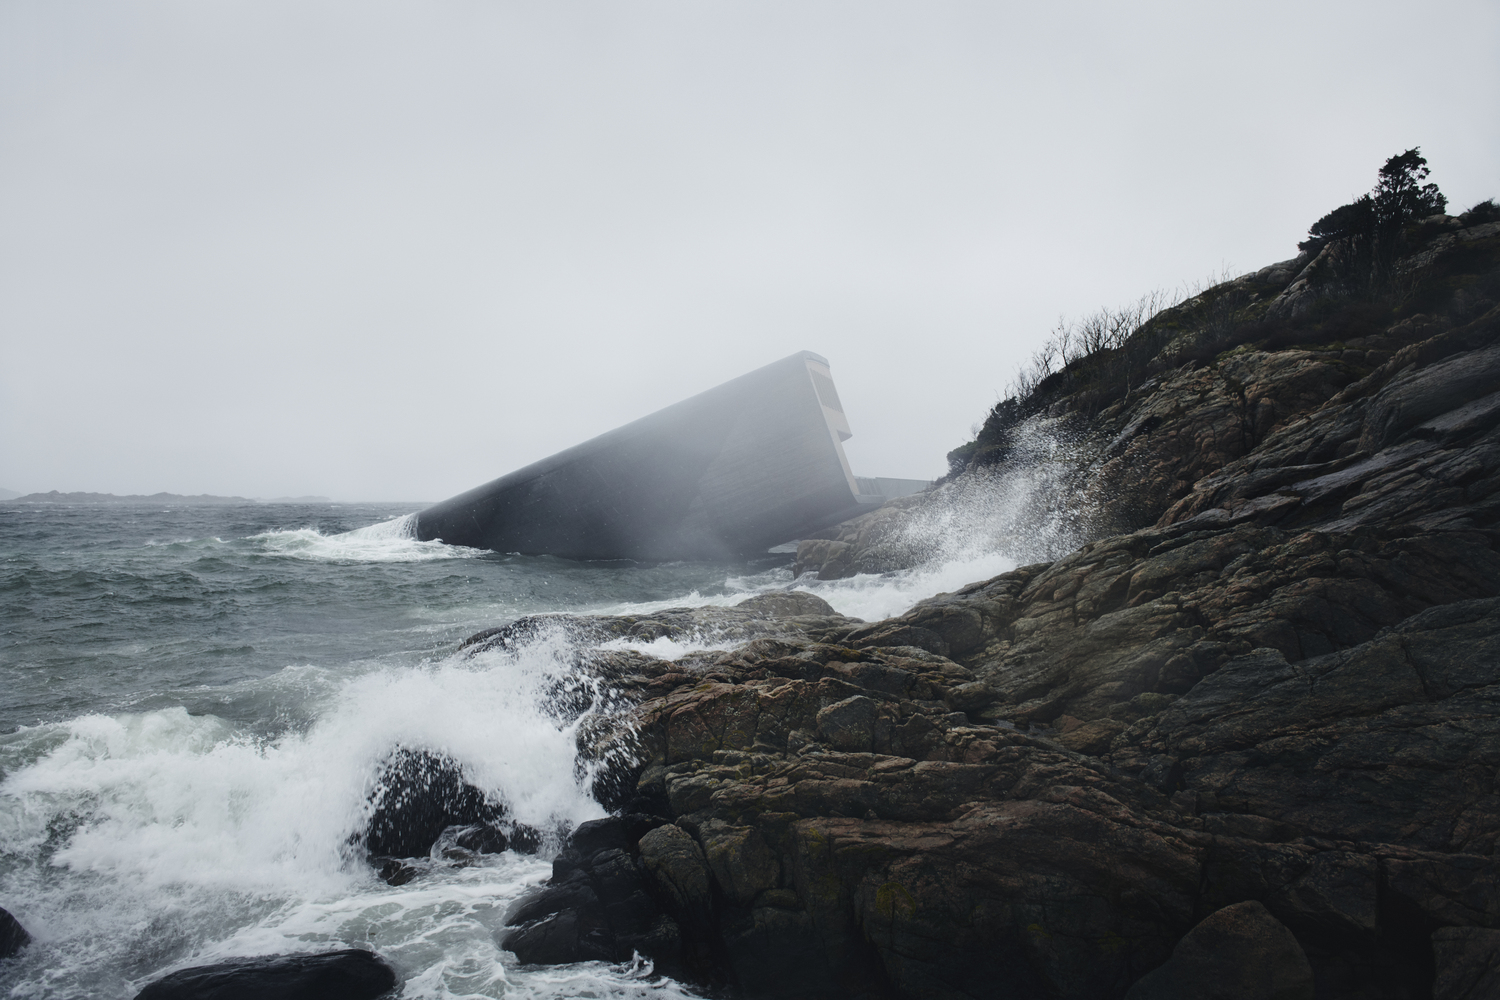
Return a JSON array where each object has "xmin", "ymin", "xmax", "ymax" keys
[
  {"xmin": 1372, "ymin": 148, "xmax": 1447, "ymax": 228},
  {"xmin": 1296, "ymin": 148, "xmax": 1448, "ymax": 295}
]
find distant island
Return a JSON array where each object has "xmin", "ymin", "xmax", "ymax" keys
[{"xmin": 4, "ymin": 491, "xmax": 334, "ymax": 505}]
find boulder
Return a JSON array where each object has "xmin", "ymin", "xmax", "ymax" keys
[
  {"xmin": 502, "ymin": 882, "xmax": 621, "ymax": 966},
  {"xmin": 374, "ymin": 859, "xmax": 418, "ymax": 886},
  {"xmin": 500, "ymin": 814, "xmax": 689, "ymax": 972},
  {"xmin": 133, "ymin": 950, "xmax": 397, "ymax": 1000},
  {"xmin": 638, "ymin": 825, "xmax": 712, "ymax": 916},
  {"xmin": 733, "ymin": 591, "xmax": 838, "ymax": 618},
  {"xmin": 0, "ymin": 906, "xmax": 29, "ymax": 959},
  {"xmin": 361, "ymin": 748, "xmax": 534, "ymax": 860},
  {"xmin": 1124, "ymin": 901, "xmax": 1314, "ymax": 1000}
]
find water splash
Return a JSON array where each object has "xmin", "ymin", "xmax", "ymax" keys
[
  {"xmin": 793, "ymin": 551, "xmax": 1016, "ymax": 622},
  {"xmin": 596, "ymin": 634, "xmax": 736, "ymax": 659},
  {"xmin": 785, "ymin": 416, "xmax": 1101, "ymax": 619},
  {"xmin": 893, "ymin": 416, "xmax": 1100, "ymax": 569},
  {"xmin": 253, "ymin": 515, "xmax": 484, "ymax": 563},
  {"xmin": 0, "ymin": 630, "xmax": 618, "ymax": 998}
]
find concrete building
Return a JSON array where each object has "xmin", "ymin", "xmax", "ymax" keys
[{"xmin": 414, "ymin": 351, "xmax": 927, "ymax": 561}]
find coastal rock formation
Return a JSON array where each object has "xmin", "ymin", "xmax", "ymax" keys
[
  {"xmin": 351, "ymin": 595, "xmax": 854, "ymax": 886},
  {"xmin": 361, "ymin": 748, "xmax": 540, "ymax": 863},
  {"xmin": 1123, "ymin": 900, "xmax": 1314, "ymax": 1000},
  {"xmin": 1432, "ymin": 927, "xmax": 1500, "ymax": 1000},
  {"xmin": 0, "ymin": 907, "xmax": 29, "ymax": 960},
  {"xmin": 508, "ymin": 593, "xmax": 1495, "ymax": 998},
  {"xmin": 796, "ymin": 215, "xmax": 1500, "ymax": 580},
  {"xmin": 460, "ymin": 590, "xmax": 843, "ymax": 658},
  {"xmin": 489, "ymin": 202, "xmax": 1500, "ymax": 999},
  {"xmin": 498, "ymin": 814, "xmax": 696, "ymax": 971},
  {"xmin": 132, "ymin": 950, "xmax": 397, "ymax": 1000}
]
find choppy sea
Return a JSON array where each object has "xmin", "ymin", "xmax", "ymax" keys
[{"xmin": 0, "ymin": 501, "xmax": 1016, "ymax": 999}]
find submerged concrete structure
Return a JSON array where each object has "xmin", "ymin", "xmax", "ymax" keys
[{"xmin": 414, "ymin": 351, "xmax": 924, "ymax": 561}]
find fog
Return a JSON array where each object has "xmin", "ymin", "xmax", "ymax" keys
[{"xmin": 2, "ymin": 1, "xmax": 1496, "ymax": 501}]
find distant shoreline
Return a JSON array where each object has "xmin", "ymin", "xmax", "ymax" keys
[{"xmin": 3, "ymin": 491, "xmax": 337, "ymax": 505}]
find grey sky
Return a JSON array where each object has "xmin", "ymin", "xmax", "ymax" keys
[{"xmin": 2, "ymin": 1, "xmax": 1497, "ymax": 501}]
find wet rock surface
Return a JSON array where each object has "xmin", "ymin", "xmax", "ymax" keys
[
  {"xmin": 361, "ymin": 748, "xmax": 541, "ymax": 862},
  {"xmin": 0, "ymin": 907, "xmax": 29, "ymax": 960},
  {"xmin": 497, "ymin": 236, "xmax": 1500, "ymax": 997},
  {"xmin": 1432, "ymin": 927, "xmax": 1500, "ymax": 1000},
  {"xmin": 797, "ymin": 213, "xmax": 1500, "ymax": 582},
  {"xmin": 461, "ymin": 590, "xmax": 844, "ymax": 657},
  {"xmin": 132, "ymin": 949, "xmax": 397, "ymax": 1000},
  {"xmin": 499, "ymin": 814, "xmax": 680, "ymax": 968},
  {"xmin": 1124, "ymin": 901, "xmax": 1314, "ymax": 1000},
  {"xmin": 502, "ymin": 555, "xmax": 1498, "ymax": 995}
]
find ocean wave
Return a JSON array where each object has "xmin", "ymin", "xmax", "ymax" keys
[
  {"xmin": 581, "ymin": 548, "xmax": 1017, "ymax": 627},
  {"xmin": 252, "ymin": 514, "xmax": 485, "ymax": 563},
  {"xmin": 0, "ymin": 635, "xmax": 615, "ymax": 998}
]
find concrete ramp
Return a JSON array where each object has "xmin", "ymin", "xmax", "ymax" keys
[{"xmin": 415, "ymin": 352, "xmax": 909, "ymax": 561}]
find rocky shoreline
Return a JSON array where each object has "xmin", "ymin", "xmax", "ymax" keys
[
  {"xmin": 486, "ymin": 209, "xmax": 1500, "ymax": 999},
  {"xmin": 86, "ymin": 198, "xmax": 1499, "ymax": 999}
]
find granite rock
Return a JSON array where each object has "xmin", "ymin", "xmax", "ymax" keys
[
  {"xmin": 1124, "ymin": 901, "xmax": 1314, "ymax": 1000},
  {"xmin": 0, "ymin": 907, "xmax": 29, "ymax": 961},
  {"xmin": 493, "ymin": 216, "xmax": 1500, "ymax": 999},
  {"xmin": 132, "ymin": 950, "xmax": 396, "ymax": 1000}
]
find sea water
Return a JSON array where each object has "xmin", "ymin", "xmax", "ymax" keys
[{"xmin": 0, "ymin": 501, "xmax": 1020, "ymax": 999}]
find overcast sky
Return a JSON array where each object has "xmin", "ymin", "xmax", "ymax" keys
[{"xmin": 2, "ymin": 1, "xmax": 1496, "ymax": 500}]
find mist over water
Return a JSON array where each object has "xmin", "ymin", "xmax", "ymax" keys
[{"xmin": 0, "ymin": 492, "xmax": 1059, "ymax": 997}]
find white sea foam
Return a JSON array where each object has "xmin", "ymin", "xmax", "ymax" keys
[
  {"xmin": 596, "ymin": 633, "xmax": 736, "ymax": 659},
  {"xmin": 0, "ymin": 429, "xmax": 1093, "ymax": 998},
  {"xmin": 792, "ymin": 550, "xmax": 1018, "ymax": 622},
  {"xmin": 581, "ymin": 555, "xmax": 1020, "ymax": 630},
  {"xmin": 253, "ymin": 514, "xmax": 484, "ymax": 563},
  {"xmin": 0, "ymin": 634, "xmax": 624, "ymax": 998},
  {"xmin": 582, "ymin": 587, "xmax": 750, "ymax": 617},
  {"xmin": 789, "ymin": 419, "xmax": 1092, "ymax": 621}
]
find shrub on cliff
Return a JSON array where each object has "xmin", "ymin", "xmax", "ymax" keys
[
  {"xmin": 1298, "ymin": 195, "xmax": 1376, "ymax": 257},
  {"xmin": 1298, "ymin": 147, "xmax": 1447, "ymax": 295},
  {"xmin": 1461, "ymin": 197, "xmax": 1500, "ymax": 225},
  {"xmin": 1373, "ymin": 147, "xmax": 1447, "ymax": 224},
  {"xmin": 945, "ymin": 150, "xmax": 1476, "ymax": 478}
]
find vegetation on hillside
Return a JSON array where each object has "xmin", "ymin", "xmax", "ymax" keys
[{"xmin": 947, "ymin": 151, "xmax": 1498, "ymax": 475}]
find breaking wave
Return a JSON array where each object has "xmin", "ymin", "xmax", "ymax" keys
[
  {"xmin": 0, "ymin": 631, "xmax": 635, "ymax": 999},
  {"xmin": 253, "ymin": 514, "xmax": 485, "ymax": 563},
  {"xmin": 0, "ymin": 437, "xmax": 1099, "ymax": 997},
  {"xmin": 888, "ymin": 418, "xmax": 1099, "ymax": 570}
]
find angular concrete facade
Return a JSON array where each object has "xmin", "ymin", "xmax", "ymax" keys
[{"xmin": 414, "ymin": 352, "xmax": 894, "ymax": 561}]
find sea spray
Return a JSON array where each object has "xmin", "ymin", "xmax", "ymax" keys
[
  {"xmin": 0, "ymin": 627, "xmax": 622, "ymax": 998},
  {"xmin": 0, "ymin": 495, "xmax": 1087, "ymax": 998},
  {"xmin": 784, "ymin": 414, "xmax": 1105, "ymax": 618},
  {"xmin": 253, "ymin": 513, "xmax": 486, "ymax": 564},
  {"xmin": 889, "ymin": 416, "xmax": 1102, "ymax": 568}
]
